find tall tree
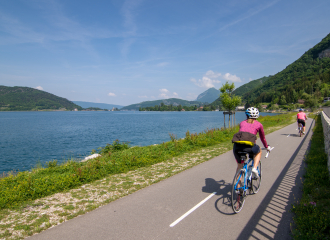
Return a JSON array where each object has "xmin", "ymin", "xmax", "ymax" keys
[{"xmin": 220, "ymin": 81, "xmax": 241, "ymax": 128}]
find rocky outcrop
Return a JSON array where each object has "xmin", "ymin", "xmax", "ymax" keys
[{"xmin": 318, "ymin": 47, "xmax": 330, "ymax": 59}]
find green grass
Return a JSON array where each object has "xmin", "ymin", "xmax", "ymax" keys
[
  {"xmin": 292, "ymin": 114, "xmax": 330, "ymax": 239},
  {"xmin": 0, "ymin": 112, "xmax": 296, "ymax": 210}
]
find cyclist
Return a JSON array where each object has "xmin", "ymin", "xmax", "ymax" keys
[
  {"xmin": 297, "ymin": 108, "xmax": 307, "ymax": 134},
  {"xmin": 232, "ymin": 107, "xmax": 271, "ymax": 180}
]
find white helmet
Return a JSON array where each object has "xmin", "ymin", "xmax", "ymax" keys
[{"xmin": 245, "ymin": 107, "xmax": 259, "ymax": 119}]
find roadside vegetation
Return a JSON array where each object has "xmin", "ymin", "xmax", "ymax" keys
[
  {"xmin": 0, "ymin": 112, "xmax": 297, "ymax": 239},
  {"xmin": 292, "ymin": 114, "xmax": 330, "ymax": 239}
]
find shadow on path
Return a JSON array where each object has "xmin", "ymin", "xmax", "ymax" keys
[
  {"xmin": 280, "ymin": 133, "xmax": 302, "ymax": 138},
  {"xmin": 202, "ymin": 178, "xmax": 234, "ymax": 215}
]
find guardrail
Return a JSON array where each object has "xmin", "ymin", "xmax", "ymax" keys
[{"xmin": 321, "ymin": 107, "xmax": 330, "ymax": 173}]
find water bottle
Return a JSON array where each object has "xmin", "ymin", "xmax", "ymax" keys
[{"xmin": 247, "ymin": 166, "xmax": 252, "ymax": 181}]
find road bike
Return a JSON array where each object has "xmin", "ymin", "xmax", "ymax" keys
[
  {"xmin": 231, "ymin": 147, "xmax": 273, "ymax": 213},
  {"xmin": 298, "ymin": 123, "xmax": 303, "ymax": 137}
]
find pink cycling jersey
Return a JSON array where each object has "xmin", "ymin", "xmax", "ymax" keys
[
  {"xmin": 239, "ymin": 120, "xmax": 268, "ymax": 148},
  {"xmin": 297, "ymin": 112, "xmax": 307, "ymax": 120}
]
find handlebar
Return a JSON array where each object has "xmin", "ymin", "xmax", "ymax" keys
[{"xmin": 262, "ymin": 147, "xmax": 274, "ymax": 158}]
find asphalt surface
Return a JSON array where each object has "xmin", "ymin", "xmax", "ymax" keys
[{"xmin": 28, "ymin": 119, "xmax": 314, "ymax": 240}]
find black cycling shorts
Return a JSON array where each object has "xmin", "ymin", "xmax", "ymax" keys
[
  {"xmin": 233, "ymin": 143, "xmax": 260, "ymax": 164},
  {"xmin": 297, "ymin": 119, "xmax": 305, "ymax": 127}
]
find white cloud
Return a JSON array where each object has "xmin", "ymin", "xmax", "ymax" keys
[
  {"xmin": 205, "ymin": 70, "xmax": 222, "ymax": 79},
  {"xmin": 35, "ymin": 86, "xmax": 43, "ymax": 90},
  {"xmin": 160, "ymin": 89, "xmax": 169, "ymax": 93},
  {"xmin": 192, "ymin": 70, "xmax": 241, "ymax": 88},
  {"xmin": 138, "ymin": 95, "xmax": 148, "ymax": 98},
  {"xmin": 158, "ymin": 89, "xmax": 179, "ymax": 99},
  {"xmin": 223, "ymin": 73, "xmax": 241, "ymax": 82},
  {"xmin": 249, "ymin": 78, "xmax": 253, "ymax": 81},
  {"xmin": 108, "ymin": 92, "xmax": 116, "ymax": 97}
]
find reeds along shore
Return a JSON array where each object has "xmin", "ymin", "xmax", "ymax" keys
[{"xmin": 0, "ymin": 113, "xmax": 297, "ymax": 210}]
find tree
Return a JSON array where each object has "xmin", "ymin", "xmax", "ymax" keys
[
  {"xmin": 279, "ymin": 95, "xmax": 287, "ymax": 105},
  {"xmin": 219, "ymin": 81, "xmax": 241, "ymax": 128}
]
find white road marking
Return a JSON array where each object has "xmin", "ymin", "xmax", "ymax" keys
[{"xmin": 169, "ymin": 192, "xmax": 217, "ymax": 227}]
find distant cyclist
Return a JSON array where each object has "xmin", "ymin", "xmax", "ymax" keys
[
  {"xmin": 297, "ymin": 108, "xmax": 307, "ymax": 134},
  {"xmin": 232, "ymin": 107, "xmax": 271, "ymax": 180}
]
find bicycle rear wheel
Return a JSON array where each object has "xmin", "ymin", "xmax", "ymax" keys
[
  {"xmin": 231, "ymin": 170, "xmax": 246, "ymax": 213},
  {"xmin": 251, "ymin": 161, "xmax": 261, "ymax": 194}
]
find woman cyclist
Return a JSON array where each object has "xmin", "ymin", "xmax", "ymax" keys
[
  {"xmin": 232, "ymin": 107, "xmax": 271, "ymax": 179},
  {"xmin": 297, "ymin": 108, "xmax": 307, "ymax": 134}
]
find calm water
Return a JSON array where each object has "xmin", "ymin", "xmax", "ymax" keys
[{"xmin": 0, "ymin": 111, "xmax": 276, "ymax": 173}]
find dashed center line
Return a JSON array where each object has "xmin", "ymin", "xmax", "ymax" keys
[{"xmin": 169, "ymin": 192, "xmax": 217, "ymax": 227}]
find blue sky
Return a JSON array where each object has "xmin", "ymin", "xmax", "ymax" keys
[{"xmin": 1, "ymin": 0, "xmax": 330, "ymax": 106}]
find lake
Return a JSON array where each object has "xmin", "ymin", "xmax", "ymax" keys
[{"xmin": 0, "ymin": 111, "xmax": 277, "ymax": 173}]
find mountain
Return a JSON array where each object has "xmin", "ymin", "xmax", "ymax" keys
[
  {"xmin": 121, "ymin": 98, "xmax": 204, "ymax": 111},
  {"xmin": 195, "ymin": 87, "xmax": 220, "ymax": 103},
  {"xmin": 240, "ymin": 33, "xmax": 330, "ymax": 105},
  {"xmin": 233, "ymin": 76, "xmax": 271, "ymax": 97},
  {"xmin": 73, "ymin": 101, "xmax": 123, "ymax": 110},
  {"xmin": 0, "ymin": 86, "xmax": 82, "ymax": 111}
]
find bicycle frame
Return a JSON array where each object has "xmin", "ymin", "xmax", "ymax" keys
[
  {"xmin": 231, "ymin": 147, "xmax": 271, "ymax": 213},
  {"xmin": 231, "ymin": 152, "xmax": 263, "ymax": 213},
  {"xmin": 298, "ymin": 123, "xmax": 303, "ymax": 137},
  {"xmin": 233, "ymin": 158, "xmax": 254, "ymax": 194}
]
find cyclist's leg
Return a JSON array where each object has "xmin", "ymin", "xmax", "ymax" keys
[
  {"xmin": 233, "ymin": 143, "xmax": 244, "ymax": 187},
  {"xmin": 253, "ymin": 151, "xmax": 262, "ymax": 169},
  {"xmin": 251, "ymin": 144, "xmax": 261, "ymax": 169},
  {"xmin": 250, "ymin": 145, "xmax": 261, "ymax": 178},
  {"xmin": 302, "ymin": 120, "xmax": 306, "ymax": 133}
]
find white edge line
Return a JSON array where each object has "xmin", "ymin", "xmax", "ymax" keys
[{"xmin": 169, "ymin": 192, "xmax": 217, "ymax": 227}]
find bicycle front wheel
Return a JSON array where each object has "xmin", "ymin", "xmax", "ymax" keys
[
  {"xmin": 251, "ymin": 161, "xmax": 261, "ymax": 194},
  {"xmin": 231, "ymin": 170, "xmax": 246, "ymax": 213}
]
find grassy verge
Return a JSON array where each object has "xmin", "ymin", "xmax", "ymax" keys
[
  {"xmin": 292, "ymin": 114, "xmax": 330, "ymax": 239},
  {"xmin": 0, "ymin": 113, "xmax": 297, "ymax": 239}
]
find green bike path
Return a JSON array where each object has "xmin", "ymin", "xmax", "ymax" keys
[{"xmin": 28, "ymin": 119, "xmax": 313, "ymax": 240}]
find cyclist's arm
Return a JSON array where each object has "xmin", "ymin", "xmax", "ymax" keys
[{"xmin": 258, "ymin": 124, "xmax": 268, "ymax": 148}]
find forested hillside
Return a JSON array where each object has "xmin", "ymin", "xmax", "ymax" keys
[
  {"xmin": 242, "ymin": 33, "xmax": 330, "ymax": 108},
  {"xmin": 122, "ymin": 98, "xmax": 204, "ymax": 111},
  {"xmin": 0, "ymin": 86, "xmax": 82, "ymax": 111},
  {"xmin": 233, "ymin": 76, "xmax": 271, "ymax": 96},
  {"xmin": 73, "ymin": 101, "xmax": 123, "ymax": 110}
]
